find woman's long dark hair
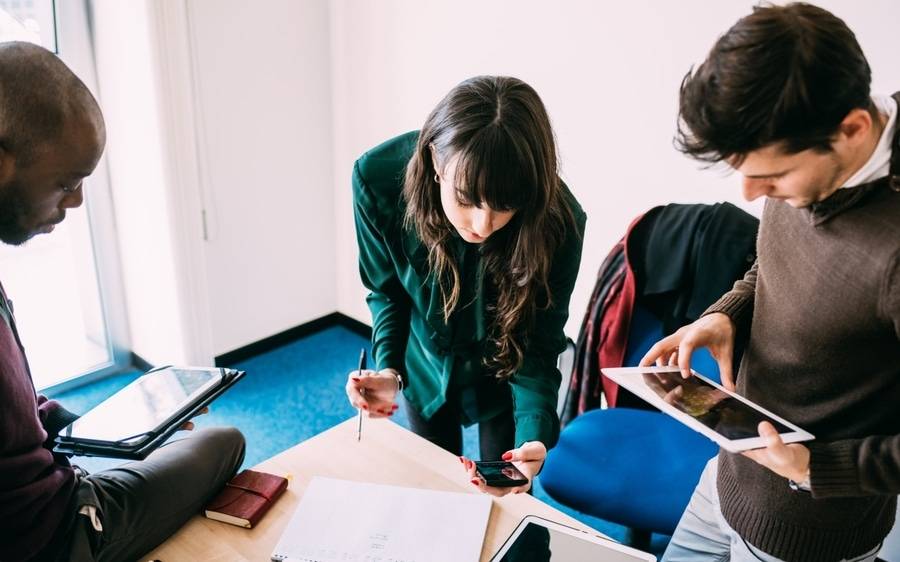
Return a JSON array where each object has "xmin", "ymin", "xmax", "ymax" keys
[{"xmin": 403, "ymin": 76, "xmax": 577, "ymax": 379}]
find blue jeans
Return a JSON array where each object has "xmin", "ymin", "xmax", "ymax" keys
[{"xmin": 663, "ymin": 457, "xmax": 881, "ymax": 562}]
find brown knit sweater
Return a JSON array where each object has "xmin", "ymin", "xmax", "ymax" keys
[{"xmin": 707, "ymin": 110, "xmax": 900, "ymax": 561}]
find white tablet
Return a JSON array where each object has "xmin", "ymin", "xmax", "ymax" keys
[
  {"xmin": 601, "ymin": 366, "xmax": 814, "ymax": 452},
  {"xmin": 491, "ymin": 515, "xmax": 656, "ymax": 561}
]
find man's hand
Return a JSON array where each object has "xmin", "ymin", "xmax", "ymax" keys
[
  {"xmin": 460, "ymin": 441, "xmax": 547, "ymax": 497},
  {"xmin": 345, "ymin": 368, "xmax": 400, "ymax": 418},
  {"xmin": 639, "ymin": 312, "xmax": 738, "ymax": 391},
  {"xmin": 743, "ymin": 421, "xmax": 811, "ymax": 484}
]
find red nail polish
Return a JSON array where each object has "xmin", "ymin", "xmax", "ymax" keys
[
  {"xmin": 362, "ymin": 404, "xmax": 368, "ymax": 410},
  {"xmin": 458, "ymin": 456, "xmax": 464, "ymax": 463},
  {"xmin": 351, "ymin": 377, "xmax": 360, "ymax": 382},
  {"xmin": 502, "ymin": 452, "xmax": 513, "ymax": 461},
  {"xmin": 471, "ymin": 479, "xmax": 479, "ymax": 485}
]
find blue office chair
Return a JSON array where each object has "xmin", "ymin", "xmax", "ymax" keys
[{"xmin": 541, "ymin": 303, "xmax": 721, "ymax": 548}]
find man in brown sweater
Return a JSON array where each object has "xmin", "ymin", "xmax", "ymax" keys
[{"xmin": 641, "ymin": 4, "xmax": 900, "ymax": 562}]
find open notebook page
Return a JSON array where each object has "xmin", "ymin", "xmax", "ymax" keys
[{"xmin": 271, "ymin": 477, "xmax": 492, "ymax": 562}]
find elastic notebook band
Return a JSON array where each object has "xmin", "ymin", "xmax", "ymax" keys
[{"xmin": 225, "ymin": 482, "xmax": 273, "ymax": 500}]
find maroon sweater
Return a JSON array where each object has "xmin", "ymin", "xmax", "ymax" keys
[
  {"xmin": 708, "ymin": 115, "xmax": 900, "ymax": 560},
  {"xmin": 0, "ymin": 289, "xmax": 76, "ymax": 561}
]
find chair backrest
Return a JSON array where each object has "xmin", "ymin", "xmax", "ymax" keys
[{"xmin": 563, "ymin": 203, "xmax": 756, "ymax": 421}]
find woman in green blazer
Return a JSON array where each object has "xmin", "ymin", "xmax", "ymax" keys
[{"xmin": 345, "ymin": 76, "xmax": 586, "ymax": 495}]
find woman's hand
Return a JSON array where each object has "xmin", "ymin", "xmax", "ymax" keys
[
  {"xmin": 461, "ymin": 441, "xmax": 547, "ymax": 497},
  {"xmin": 345, "ymin": 368, "xmax": 401, "ymax": 418}
]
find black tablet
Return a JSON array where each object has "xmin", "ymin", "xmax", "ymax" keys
[
  {"xmin": 491, "ymin": 516, "xmax": 656, "ymax": 561},
  {"xmin": 54, "ymin": 366, "xmax": 245, "ymax": 459}
]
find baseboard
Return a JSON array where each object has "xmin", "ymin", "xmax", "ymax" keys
[
  {"xmin": 130, "ymin": 352, "xmax": 153, "ymax": 372},
  {"xmin": 333, "ymin": 313, "xmax": 372, "ymax": 338},
  {"xmin": 215, "ymin": 312, "xmax": 372, "ymax": 367}
]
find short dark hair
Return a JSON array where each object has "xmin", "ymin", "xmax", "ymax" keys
[
  {"xmin": 0, "ymin": 41, "xmax": 101, "ymax": 166},
  {"xmin": 676, "ymin": 2, "xmax": 873, "ymax": 164}
]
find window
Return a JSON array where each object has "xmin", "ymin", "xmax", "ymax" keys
[
  {"xmin": 0, "ymin": 0, "xmax": 56, "ymax": 51},
  {"xmin": 0, "ymin": 0, "xmax": 130, "ymax": 391}
]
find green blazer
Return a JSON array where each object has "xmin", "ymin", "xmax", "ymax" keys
[{"xmin": 352, "ymin": 131, "xmax": 586, "ymax": 448}]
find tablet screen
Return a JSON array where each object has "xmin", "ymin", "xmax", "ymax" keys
[
  {"xmin": 636, "ymin": 370, "xmax": 791, "ymax": 439},
  {"xmin": 495, "ymin": 521, "xmax": 651, "ymax": 561},
  {"xmin": 64, "ymin": 367, "xmax": 221, "ymax": 443}
]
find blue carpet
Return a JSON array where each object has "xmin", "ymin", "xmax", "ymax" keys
[{"xmin": 48, "ymin": 325, "xmax": 668, "ymax": 556}]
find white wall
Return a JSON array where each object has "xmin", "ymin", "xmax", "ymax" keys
[
  {"xmin": 330, "ymin": 0, "xmax": 900, "ymax": 336},
  {"xmin": 91, "ymin": 0, "xmax": 337, "ymax": 362},
  {"xmin": 90, "ymin": 0, "xmax": 900, "ymax": 363},
  {"xmin": 91, "ymin": 0, "xmax": 194, "ymax": 365},
  {"xmin": 185, "ymin": 0, "xmax": 336, "ymax": 355}
]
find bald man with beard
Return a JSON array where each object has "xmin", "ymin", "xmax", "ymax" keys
[{"xmin": 0, "ymin": 42, "xmax": 246, "ymax": 562}]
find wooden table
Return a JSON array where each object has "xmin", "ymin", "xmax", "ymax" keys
[{"xmin": 146, "ymin": 418, "xmax": 598, "ymax": 561}]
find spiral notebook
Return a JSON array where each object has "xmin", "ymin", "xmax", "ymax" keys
[{"xmin": 271, "ymin": 477, "xmax": 492, "ymax": 562}]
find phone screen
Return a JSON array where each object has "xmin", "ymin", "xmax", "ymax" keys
[{"xmin": 476, "ymin": 461, "xmax": 528, "ymax": 486}]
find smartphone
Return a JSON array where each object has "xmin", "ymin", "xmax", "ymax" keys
[{"xmin": 474, "ymin": 460, "xmax": 529, "ymax": 487}]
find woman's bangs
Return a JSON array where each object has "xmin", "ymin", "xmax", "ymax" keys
[{"xmin": 453, "ymin": 132, "xmax": 539, "ymax": 212}]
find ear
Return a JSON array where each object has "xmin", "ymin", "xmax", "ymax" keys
[
  {"xmin": 837, "ymin": 108, "xmax": 875, "ymax": 147},
  {"xmin": 428, "ymin": 143, "xmax": 441, "ymax": 176}
]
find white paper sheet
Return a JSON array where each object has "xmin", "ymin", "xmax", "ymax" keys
[{"xmin": 271, "ymin": 477, "xmax": 492, "ymax": 562}]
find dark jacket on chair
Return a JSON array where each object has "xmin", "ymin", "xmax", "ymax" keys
[{"xmin": 561, "ymin": 203, "xmax": 758, "ymax": 426}]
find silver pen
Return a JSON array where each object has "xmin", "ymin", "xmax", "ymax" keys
[{"xmin": 356, "ymin": 348, "xmax": 367, "ymax": 441}]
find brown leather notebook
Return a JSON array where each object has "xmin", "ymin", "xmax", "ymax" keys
[{"xmin": 204, "ymin": 469, "xmax": 288, "ymax": 528}]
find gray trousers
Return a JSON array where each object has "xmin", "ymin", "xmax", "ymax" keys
[{"xmin": 63, "ymin": 427, "xmax": 245, "ymax": 562}]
